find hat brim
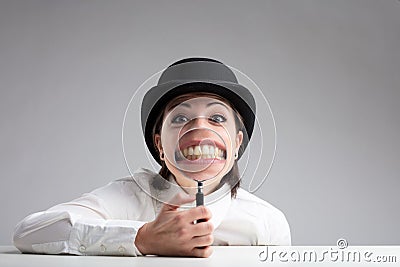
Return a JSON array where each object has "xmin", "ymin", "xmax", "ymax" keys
[{"xmin": 141, "ymin": 80, "xmax": 256, "ymax": 166}]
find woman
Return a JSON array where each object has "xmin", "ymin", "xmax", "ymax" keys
[{"xmin": 13, "ymin": 57, "xmax": 291, "ymax": 258}]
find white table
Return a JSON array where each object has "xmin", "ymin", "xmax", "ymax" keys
[
  {"xmin": 1, "ymin": 245, "xmax": 399, "ymax": 267},
  {"xmin": 1, "ymin": 246, "xmax": 266, "ymax": 267}
]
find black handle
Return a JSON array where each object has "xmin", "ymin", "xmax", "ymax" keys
[
  {"xmin": 196, "ymin": 190, "xmax": 204, "ymax": 206},
  {"xmin": 195, "ymin": 186, "xmax": 206, "ymax": 223},
  {"xmin": 195, "ymin": 181, "xmax": 208, "ymax": 249}
]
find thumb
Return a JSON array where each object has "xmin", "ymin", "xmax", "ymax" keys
[{"xmin": 161, "ymin": 192, "xmax": 196, "ymax": 212}]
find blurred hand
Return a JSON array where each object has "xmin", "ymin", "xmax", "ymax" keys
[{"xmin": 134, "ymin": 192, "xmax": 214, "ymax": 257}]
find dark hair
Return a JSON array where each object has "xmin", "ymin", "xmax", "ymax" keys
[{"xmin": 152, "ymin": 91, "xmax": 246, "ymax": 198}]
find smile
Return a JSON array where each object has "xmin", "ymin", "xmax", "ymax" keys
[{"xmin": 175, "ymin": 140, "xmax": 227, "ymax": 161}]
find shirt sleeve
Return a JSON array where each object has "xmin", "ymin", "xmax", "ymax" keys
[{"xmin": 13, "ymin": 187, "xmax": 148, "ymax": 256}]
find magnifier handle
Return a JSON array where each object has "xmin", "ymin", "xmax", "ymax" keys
[
  {"xmin": 195, "ymin": 182, "xmax": 206, "ymax": 248},
  {"xmin": 195, "ymin": 191, "xmax": 207, "ymax": 223},
  {"xmin": 195, "ymin": 191, "xmax": 207, "ymax": 249},
  {"xmin": 196, "ymin": 191, "xmax": 204, "ymax": 206}
]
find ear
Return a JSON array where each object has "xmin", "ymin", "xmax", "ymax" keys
[
  {"xmin": 154, "ymin": 133, "xmax": 163, "ymax": 153},
  {"xmin": 235, "ymin": 130, "xmax": 243, "ymax": 153}
]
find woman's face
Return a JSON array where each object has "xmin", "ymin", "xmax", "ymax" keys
[{"xmin": 154, "ymin": 96, "xmax": 243, "ymax": 195}]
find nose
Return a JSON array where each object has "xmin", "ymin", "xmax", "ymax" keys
[{"xmin": 187, "ymin": 117, "xmax": 209, "ymax": 129}]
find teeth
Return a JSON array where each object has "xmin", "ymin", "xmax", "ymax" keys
[
  {"xmin": 209, "ymin": 146, "xmax": 214, "ymax": 156},
  {"xmin": 180, "ymin": 145, "xmax": 226, "ymax": 160},
  {"xmin": 193, "ymin": 146, "xmax": 201, "ymax": 155},
  {"xmin": 202, "ymin": 145, "xmax": 209, "ymax": 155}
]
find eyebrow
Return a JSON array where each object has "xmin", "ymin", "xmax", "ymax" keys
[
  {"xmin": 170, "ymin": 102, "xmax": 230, "ymax": 111},
  {"xmin": 207, "ymin": 102, "xmax": 230, "ymax": 111},
  {"xmin": 166, "ymin": 102, "xmax": 186, "ymax": 112}
]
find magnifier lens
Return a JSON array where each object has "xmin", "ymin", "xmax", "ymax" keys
[{"xmin": 161, "ymin": 97, "xmax": 231, "ymax": 185}]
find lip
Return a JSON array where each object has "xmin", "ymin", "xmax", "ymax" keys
[
  {"xmin": 174, "ymin": 151, "xmax": 226, "ymax": 162},
  {"xmin": 175, "ymin": 158, "xmax": 226, "ymax": 165},
  {"xmin": 178, "ymin": 139, "xmax": 226, "ymax": 152}
]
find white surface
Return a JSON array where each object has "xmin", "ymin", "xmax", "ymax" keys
[
  {"xmin": 1, "ymin": 246, "xmax": 400, "ymax": 267},
  {"xmin": 2, "ymin": 246, "xmax": 264, "ymax": 267}
]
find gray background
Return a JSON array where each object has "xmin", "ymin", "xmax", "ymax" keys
[{"xmin": 0, "ymin": 0, "xmax": 399, "ymax": 245}]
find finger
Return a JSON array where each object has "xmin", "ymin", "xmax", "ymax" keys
[
  {"xmin": 184, "ymin": 205, "xmax": 212, "ymax": 223},
  {"xmin": 191, "ymin": 246, "xmax": 213, "ymax": 258},
  {"xmin": 161, "ymin": 192, "xmax": 196, "ymax": 212},
  {"xmin": 191, "ymin": 234, "xmax": 214, "ymax": 248},
  {"xmin": 191, "ymin": 221, "xmax": 214, "ymax": 236}
]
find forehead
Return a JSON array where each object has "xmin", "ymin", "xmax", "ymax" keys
[{"xmin": 178, "ymin": 96, "xmax": 224, "ymax": 105}]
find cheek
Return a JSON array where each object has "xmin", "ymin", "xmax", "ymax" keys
[
  {"xmin": 161, "ymin": 128, "xmax": 180, "ymax": 148},
  {"xmin": 219, "ymin": 125, "xmax": 237, "ymax": 152}
]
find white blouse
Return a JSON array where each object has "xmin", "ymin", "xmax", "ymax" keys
[{"xmin": 13, "ymin": 168, "xmax": 291, "ymax": 256}]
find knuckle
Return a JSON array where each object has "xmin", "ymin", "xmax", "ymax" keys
[
  {"xmin": 199, "ymin": 206, "xmax": 208, "ymax": 218},
  {"xmin": 174, "ymin": 213, "xmax": 184, "ymax": 224},
  {"xmin": 206, "ymin": 222, "xmax": 214, "ymax": 232},
  {"xmin": 206, "ymin": 207, "xmax": 212, "ymax": 218},
  {"xmin": 177, "ymin": 227, "xmax": 188, "ymax": 238},
  {"xmin": 206, "ymin": 234, "xmax": 214, "ymax": 244}
]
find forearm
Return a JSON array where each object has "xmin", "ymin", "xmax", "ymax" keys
[{"xmin": 13, "ymin": 210, "xmax": 147, "ymax": 256}]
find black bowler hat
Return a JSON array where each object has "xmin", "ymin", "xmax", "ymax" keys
[{"xmin": 141, "ymin": 57, "xmax": 256, "ymax": 165}]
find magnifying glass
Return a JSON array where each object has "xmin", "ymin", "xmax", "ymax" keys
[
  {"xmin": 122, "ymin": 58, "xmax": 277, "ymax": 214},
  {"xmin": 175, "ymin": 128, "xmax": 226, "ymax": 215},
  {"xmin": 160, "ymin": 97, "xmax": 232, "ymax": 216}
]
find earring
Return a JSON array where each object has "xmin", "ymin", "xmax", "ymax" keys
[
  {"xmin": 160, "ymin": 151, "xmax": 164, "ymax": 160},
  {"xmin": 234, "ymin": 152, "xmax": 238, "ymax": 159}
]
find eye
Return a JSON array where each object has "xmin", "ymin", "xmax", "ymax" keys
[
  {"xmin": 171, "ymin": 114, "xmax": 189, "ymax": 124},
  {"xmin": 209, "ymin": 114, "xmax": 226, "ymax": 124}
]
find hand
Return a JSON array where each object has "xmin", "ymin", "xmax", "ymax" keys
[{"xmin": 134, "ymin": 192, "xmax": 214, "ymax": 257}]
